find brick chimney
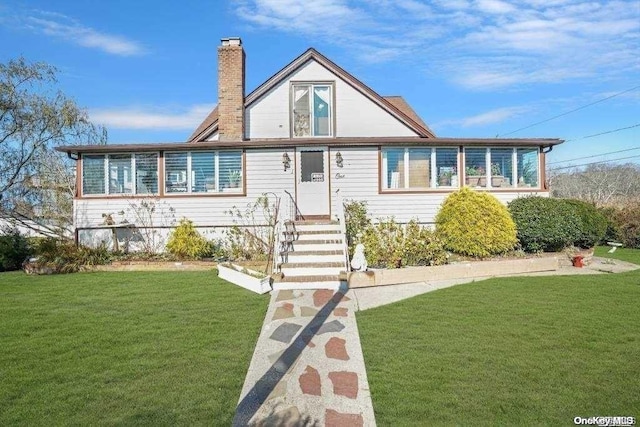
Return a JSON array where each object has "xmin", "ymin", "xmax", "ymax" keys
[{"xmin": 218, "ymin": 37, "xmax": 245, "ymax": 141}]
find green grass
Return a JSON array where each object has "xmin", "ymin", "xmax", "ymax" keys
[
  {"xmin": 0, "ymin": 271, "xmax": 268, "ymax": 426},
  {"xmin": 594, "ymin": 245, "xmax": 640, "ymax": 265},
  {"xmin": 359, "ymin": 271, "xmax": 640, "ymax": 426}
]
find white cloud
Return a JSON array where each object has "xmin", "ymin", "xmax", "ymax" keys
[
  {"xmin": 438, "ymin": 106, "xmax": 531, "ymax": 128},
  {"xmin": 90, "ymin": 104, "xmax": 215, "ymax": 130},
  {"xmin": 8, "ymin": 10, "xmax": 145, "ymax": 56},
  {"xmin": 235, "ymin": 0, "xmax": 640, "ymax": 90}
]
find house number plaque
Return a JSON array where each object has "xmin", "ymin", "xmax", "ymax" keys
[{"xmin": 311, "ymin": 173, "xmax": 324, "ymax": 182}]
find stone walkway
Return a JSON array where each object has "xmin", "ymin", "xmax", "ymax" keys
[{"xmin": 233, "ymin": 288, "xmax": 375, "ymax": 426}]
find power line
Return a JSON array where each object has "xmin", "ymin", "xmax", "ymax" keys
[
  {"xmin": 498, "ymin": 85, "xmax": 640, "ymax": 137},
  {"xmin": 564, "ymin": 123, "xmax": 640, "ymax": 143},
  {"xmin": 549, "ymin": 154, "xmax": 640, "ymax": 171},
  {"xmin": 548, "ymin": 145, "xmax": 640, "ymax": 165}
]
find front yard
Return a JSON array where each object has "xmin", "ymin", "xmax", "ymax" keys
[
  {"xmin": 358, "ymin": 251, "xmax": 640, "ymax": 425},
  {"xmin": 0, "ymin": 271, "xmax": 269, "ymax": 425}
]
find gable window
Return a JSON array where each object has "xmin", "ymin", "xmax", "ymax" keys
[
  {"xmin": 463, "ymin": 147, "xmax": 539, "ymax": 189},
  {"xmin": 381, "ymin": 147, "xmax": 459, "ymax": 190},
  {"xmin": 82, "ymin": 153, "xmax": 158, "ymax": 196},
  {"xmin": 292, "ymin": 84, "xmax": 333, "ymax": 137},
  {"xmin": 164, "ymin": 150, "xmax": 243, "ymax": 194}
]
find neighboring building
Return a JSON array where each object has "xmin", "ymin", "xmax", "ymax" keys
[{"xmin": 57, "ymin": 37, "xmax": 563, "ymax": 250}]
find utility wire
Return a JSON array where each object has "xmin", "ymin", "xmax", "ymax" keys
[
  {"xmin": 548, "ymin": 145, "xmax": 640, "ymax": 165},
  {"xmin": 549, "ymin": 154, "xmax": 640, "ymax": 171},
  {"xmin": 564, "ymin": 123, "xmax": 640, "ymax": 143},
  {"xmin": 498, "ymin": 85, "xmax": 640, "ymax": 137}
]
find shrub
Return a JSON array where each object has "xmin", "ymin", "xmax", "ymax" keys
[
  {"xmin": 435, "ymin": 188, "xmax": 517, "ymax": 257},
  {"xmin": 563, "ymin": 200, "xmax": 607, "ymax": 248},
  {"xmin": 344, "ymin": 200, "xmax": 370, "ymax": 256},
  {"xmin": 166, "ymin": 219, "xmax": 210, "ymax": 259},
  {"xmin": 31, "ymin": 238, "xmax": 112, "ymax": 274},
  {"xmin": 508, "ymin": 197, "xmax": 582, "ymax": 252},
  {"xmin": 361, "ymin": 218, "xmax": 447, "ymax": 268},
  {"xmin": 0, "ymin": 228, "xmax": 31, "ymax": 271},
  {"xmin": 598, "ymin": 206, "xmax": 621, "ymax": 243},
  {"xmin": 611, "ymin": 202, "xmax": 640, "ymax": 248}
]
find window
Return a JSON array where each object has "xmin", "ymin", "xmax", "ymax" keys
[
  {"xmin": 463, "ymin": 147, "xmax": 539, "ymax": 189},
  {"xmin": 292, "ymin": 84, "xmax": 333, "ymax": 137},
  {"xmin": 517, "ymin": 148, "xmax": 539, "ymax": 187},
  {"xmin": 165, "ymin": 150, "xmax": 242, "ymax": 194},
  {"xmin": 81, "ymin": 153, "xmax": 158, "ymax": 196},
  {"xmin": 382, "ymin": 147, "xmax": 459, "ymax": 190}
]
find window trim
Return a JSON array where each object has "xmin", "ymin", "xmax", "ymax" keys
[
  {"xmin": 290, "ymin": 81, "xmax": 336, "ymax": 138},
  {"xmin": 462, "ymin": 147, "xmax": 541, "ymax": 191},
  {"xmin": 80, "ymin": 152, "xmax": 160, "ymax": 197},
  {"xmin": 379, "ymin": 146, "xmax": 461, "ymax": 193},
  {"xmin": 163, "ymin": 149, "xmax": 245, "ymax": 197},
  {"xmin": 78, "ymin": 150, "xmax": 246, "ymax": 198}
]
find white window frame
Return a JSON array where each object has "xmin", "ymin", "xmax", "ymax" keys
[
  {"xmin": 291, "ymin": 83, "xmax": 334, "ymax": 138},
  {"xmin": 462, "ymin": 147, "xmax": 540, "ymax": 189},
  {"xmin": 163, "ymin": 150, "xmax": 243, "ymax": 195},
  {"xmin": 381, "ymin": 147, "xmax": 459, "ymax": 191},
  {"xmin": 81, "ymin": 152, "xmax": 159, "ymax": 197}
]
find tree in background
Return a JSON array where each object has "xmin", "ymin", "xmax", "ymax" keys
[
  {"xmin": 548, "ymin": 163, "xmax": 640, "ymax": 206},
  {"xmin": 0, "ymin": 57, "xmax": 106, "ymax": 237}
]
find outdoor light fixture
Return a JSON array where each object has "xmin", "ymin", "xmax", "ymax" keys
[
  {"xmin": 335, "ymin": 151, "xmax": 343, "ymax": 168},
  {"xmin": 282, "ymin": 152, "xmax": 291, "ymax": 171}
]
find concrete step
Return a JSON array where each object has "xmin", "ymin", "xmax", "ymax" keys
[
  {"xmin": 291, "ymin": 240, "xmax": 343, "ymax": 252},
  {"xmin": 282, "ymin": 250, "xmax": 345, "ymax": 264},
  {"xmin": 280, "ymin": 261, "xmax": 345, "ymax": 277},
  {"xmin": 290, "ymin": 223, "xmax": 342, "ymax": 233},
  {"xmin": 272, "ymin": 274, "xmax": 343, "ymax": 290},
  {"xmin": 284, "ymin": 230, "xmax": 342, "ymax": 241}
]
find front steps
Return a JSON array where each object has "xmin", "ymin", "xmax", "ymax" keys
[{"xmin": 273, "ymin": 220, "xmax": 347, "ymax": 290}]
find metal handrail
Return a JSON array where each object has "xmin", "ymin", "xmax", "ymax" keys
[
  {"xmin": 283, "ymin": 189, "xmax": 304, "ymax": 221},
  {"xmin": 335, "ymin": 189, "xmax": 350, "ymax": 271},
  {"xmin": 262, "ymin": 192, "xmax": 281, "ymax": 275}
]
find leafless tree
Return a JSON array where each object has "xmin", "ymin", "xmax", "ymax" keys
[
  {"xmin": 0, "ymin": 57, "xmax": 106, "ymax": 237},
  {"xmin": 549, "ymin": 163, "xmax": 640, "ymax": 206}
]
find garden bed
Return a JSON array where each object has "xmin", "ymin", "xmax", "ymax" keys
[
  {"xmin": 94, "ymin": 260, "xmax": 218, "ymax": 271},
  {"xmin": 217, "ymin": 263, "xmax": 272, "ymax": 294},
  {"xmin": 347, "ymin": 256, "xmax": 560, "ymax": 288}
]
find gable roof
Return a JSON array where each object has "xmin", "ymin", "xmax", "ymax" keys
[{"xmin": 188, "ymin": 48, "xmax": 436, "ymax": 142}]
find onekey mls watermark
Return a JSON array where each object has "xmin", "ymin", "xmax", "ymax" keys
[{"xmin": 574, "ymin": 416, "xmax": 636, "ymax": 426}]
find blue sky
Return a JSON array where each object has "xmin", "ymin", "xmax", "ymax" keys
[{"xmin": 1, "ymin": 0, "xmax": 638, "ymax": 167}]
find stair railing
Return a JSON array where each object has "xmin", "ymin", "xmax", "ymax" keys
[
  {"xmin": 335, "ymin": 189, "xmax": 350, "ymax": 271},
  {"xmin": 283, "ymin": 190, "xmax": 304, "ymax": 221},
  {"xmin": 263, "ymin": 192, "xmax": 281, "ymax": 275}
]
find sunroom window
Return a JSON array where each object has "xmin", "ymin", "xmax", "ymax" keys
[
  {"xmin": 382, "ymin": 147, "xmax": 458, "ymax": 190},
  {"xmin": 292, "ymin": 84, "xmax": 332, "ymax": 137},
  {"xmin": 463, "ymin": 147, "xmax": 539, "ymax": 189},
  {"xmin": 82, "ymin": 153, "xmax": 158, "ymax": 196},
  {"xmin": 164, "ymin": 150, "xmax": 242, "ymax": 194}
]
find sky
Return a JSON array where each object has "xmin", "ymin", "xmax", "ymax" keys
[{"xmin": 1, "ymin": 0, "xmax": 638, "ymax": 168}]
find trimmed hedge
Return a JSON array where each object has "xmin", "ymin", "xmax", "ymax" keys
[
  {"xmin": 508, "ymin": 197, "xmax": 606, "ymax": 252},
  {"xmin": 435, "ymin": 188, "xmax": 517, "ymax": 257},
  {"xmin": 0, "ymin": 229, "xmax": 31, "ymax": 271}
]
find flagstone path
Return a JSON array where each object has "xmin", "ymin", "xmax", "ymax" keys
[{"xmin": 233, "ymin": 288, "xmax": 375, "ymax": 426}]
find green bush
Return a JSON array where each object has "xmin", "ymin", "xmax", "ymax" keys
[
  {"xmin": 166, "ymin": 219, "xmax": 210, "ymax": 259},
  {"xmin": 563, "ymin": 200, "xmax": 607, "ymax": 248},
  {"xmin": 0, "ymin": 228, "xmax": 32, "ymax": 271},
  {"xmin": 435, "ymin": 188, "xmax": 517, "ymax": 257},
  {"xmin": 607, "ymin": 202, "xmax": 640, "ymax": 249},
  {"xmin": 361, "ymin": 218, "xmax": 447, "ymax": 269},
  {"xmin": 599, "ymin": 206, "xmax": 621, "ymax": 243},
  {"xmin": 508, "ymin": 197, "xmax": 582, "ymax": 252},
  {"xmin": 31, "ymin": 238, "xmax": 112, "ymax": 274}
]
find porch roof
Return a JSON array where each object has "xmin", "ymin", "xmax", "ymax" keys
[{"xmin": 57, "ymin": 137, "xmax": 563, "ymax": 155}]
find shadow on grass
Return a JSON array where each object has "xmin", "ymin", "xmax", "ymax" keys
[{"xmin": 232, "ymin": 289, "xmax": 346, "ymax": 426}]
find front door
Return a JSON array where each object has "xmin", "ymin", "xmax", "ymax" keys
[{"xmin": 296, "ymin": 147, "xmax": 330, "ymax": 218}]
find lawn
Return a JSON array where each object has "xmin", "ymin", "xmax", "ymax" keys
[
  {"xmin": 358, "ymin": 267, "xmax": 640, "ymax": 426},
  {"xmin": 0, "ymin": 271, "xmax": 269, "ymax": 426},
  {"xmin": 594, "ymin": 245, "xmax": 640, "ymax": 265}
]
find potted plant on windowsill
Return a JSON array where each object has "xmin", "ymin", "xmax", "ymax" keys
[
  {"xmin": 438, "ymin": 170, "xmax": 453, "ymax": 186},
  {"xmin": 465, "ymin": 166, "xmax": 485, "ymax": 187},
  {"xmin": 227, "ymin": 170, "xmax": 241, "ymax": 189},
  {"xmin": 491, "ymin": 163, "xmax": 504, "ymax": 187}
]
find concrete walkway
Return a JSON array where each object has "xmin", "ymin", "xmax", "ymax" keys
[{"xmin": 234, "ymin": 288, "xmax": 375, "ymax": 426}]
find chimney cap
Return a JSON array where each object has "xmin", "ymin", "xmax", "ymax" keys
[{"xmin": 221, "ymin": 37, "xmax": 242, "ymax": 46}]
